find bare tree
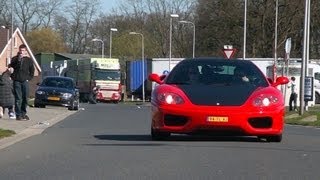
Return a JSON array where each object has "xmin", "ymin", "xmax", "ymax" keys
[
  {"xmin": 35, "ymin": 0, "xmax": 64, "ymax": 28},
  {"xmin": 109, "ymin": 0, "xmax": 196, "ymax": 58},
  {"xmin": 0, "ymin": 0, "xmax": 11, "ymax": 26},
  {"xmin": 14, "ymin": 0, "xmax": 40, "ymax": 34},
  {"xmin": 54, "ymin": 0, "xmax": 100, "ymax": 53}
]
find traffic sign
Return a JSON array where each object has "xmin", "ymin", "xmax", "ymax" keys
[
  {"xmin": 285, "ymin": 38, "xmax": 292, "ymax": 54},
  {"xmin": 222, "ymin": 48, "xmax": 237, "ymax": 59}
]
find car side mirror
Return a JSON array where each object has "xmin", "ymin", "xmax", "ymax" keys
[
  {"xmin": 272, "ymin": 76, "xmax": 289, "ymax": 87},
  {"xmin": 148, "ymin": 73, "xmax": 164, "ymax": 84}
]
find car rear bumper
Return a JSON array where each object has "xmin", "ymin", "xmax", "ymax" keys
[{"xmin": 151, "ymin": 104, "xmax": 285, "ymax": 136}]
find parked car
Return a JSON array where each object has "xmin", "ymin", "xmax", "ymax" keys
[
  {"xmin": 34, "ymin": 76, "xmax": 79, "ymax": 110},
  {"xmin": 148, "ymin": 58, "xmax": 289, "ymax": 142}
]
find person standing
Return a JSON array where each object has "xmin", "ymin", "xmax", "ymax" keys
[
  {"xmin": 0, "ymin": 67, "xmax": 15, "ymax": 119},
  {"xmin": 288, "ymin": 76, "xmax": 298, "ymax": 111},
  {"xmin": 9, "ymin": 44, "xmax": 35, "ymax": 120},
  {"xmin": 89, "ymin": 86, "xmax": 101, "ymax": 104}
]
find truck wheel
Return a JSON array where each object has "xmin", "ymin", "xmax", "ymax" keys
[{"xmin": 316, "ymin": 92, "xmax": 320, "ymax": 104}]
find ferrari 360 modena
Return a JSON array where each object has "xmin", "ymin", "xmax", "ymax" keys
[{"xmin": 149, "ymin": 58, "xmax": 289, "ymax": 142}]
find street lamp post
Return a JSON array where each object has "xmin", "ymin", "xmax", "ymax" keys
[
  {"xmin": 110, "ymin": 28, "xmax": 118, "ymax": 58},
  {"xmin": 300, "ymin": 0, "xmax": 311, "ymax": 115},
  {"xmin": 274, "ymin": 0, "xmax": 279, "ymax": 82},
  {"xmin": 129, "ymin": 32, "xmax": 145, "ymax": 103},
  {"xmin": 243, "ymin": 0, "xmax": 247, "ymax": 59},
  {"xmin": 10, "ymin": 0, "xmax": 13, "ymax": 62},
  {"xmin": 179, "ymin": 20, "xmax": 195, "ymax": 58},
  {"xmin": 169, "ymin": 14, "xmax": 179, "ymax": 71},
  {"xmin": 92, "ymin": 38, "xmax": 104, "ymax": 58}
]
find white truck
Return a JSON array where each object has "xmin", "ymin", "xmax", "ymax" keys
[
  {"xmin": 270, "ymin": 60, "xmax": 320, "ymax": 106},
  {"xmin": 247, "ymin": 58, "xmax": 320, "ymax": 106}
]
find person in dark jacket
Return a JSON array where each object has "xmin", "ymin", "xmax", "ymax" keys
[
  {"xmin": 9, "ymin": 44, "xmax": 35, "ymax": 120},
  {"xmin": 88, "ymin": 86, "xmax": 101, "ymax": 104},
  {"xmin": 0, "ymin": 68, "xmax": 15, "ymax": 119}
]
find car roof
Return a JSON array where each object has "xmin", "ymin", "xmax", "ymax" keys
[{"xmin": 181, "ymin": 57, "xmax": 255, "ymax": 65}]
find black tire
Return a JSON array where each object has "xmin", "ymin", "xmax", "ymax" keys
[
  {"xmin": 68, "ymin": 100, "xmax": 79, "ymax": 111},
  {"xmin": 316, "ymin": 92, "xmax": 320, "ymax": 104},
  {"xmin": 151, "ymin": 128, "xmax": 170, "ymax": 140}
]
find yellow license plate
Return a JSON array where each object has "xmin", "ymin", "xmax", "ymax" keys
[
  {"xmin": 207, "ymin": 116, "xmax": 228, "ymax": 122},
  {"xmin": 48, "ymin": 97, "xmax": 60, "ymax": 101}
]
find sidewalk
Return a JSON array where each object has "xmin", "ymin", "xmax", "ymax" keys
[{"xmin": 0, "ymin": 106, "xmax": 78, "ymax": 150}]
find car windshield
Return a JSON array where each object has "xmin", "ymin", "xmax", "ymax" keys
[
  {"xmin": 42, "ymin": 78, "xmax": 74, "ymax": 89},
  {"xmin": 165, "ymin": 59, "xmax": 268, "ymax": 87},
  {"xmin": 94, "ymin": 69, "xmax": 120, "ymax": 81}
]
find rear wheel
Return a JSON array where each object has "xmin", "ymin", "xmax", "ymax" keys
[{"xmin": 151, "ymin": 128, "xmax": 170, "ymax": 140}]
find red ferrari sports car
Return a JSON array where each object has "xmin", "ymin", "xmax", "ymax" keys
[{"xmin": 149, "ymin": 58, "xmax": 289, "ymax": 142}]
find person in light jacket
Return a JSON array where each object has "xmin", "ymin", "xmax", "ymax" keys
[{"xmin": 288, "ymin": 76, "xmax": 297, "ymax": 111}]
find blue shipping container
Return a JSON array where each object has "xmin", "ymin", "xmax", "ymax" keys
[{"xmin": 129, "ymin": 60, "xmax": 148, "ymax": 93}]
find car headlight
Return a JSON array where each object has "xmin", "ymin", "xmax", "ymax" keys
[
  {"xmin": 36, "ymin": 91, "xmax": 45, "ymax": 95},
  {"xmin": 253, "ymin": 94, "xmax": 279, "ymax": 107},
  {"xmin": 62, "ymin": 93, "xmax": 73, "ymax": 99},
  {"xmin": 157, "ymin": 92, "xmax": 184, "ymax": 105}
]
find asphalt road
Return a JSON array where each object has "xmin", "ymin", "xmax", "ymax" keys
[{"xmin": 0, "ymin": 103, "xmax": 319, "ymax": 180}]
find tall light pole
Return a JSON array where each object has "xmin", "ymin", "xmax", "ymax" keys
[
  {"xmin": 129, "ymin": 32, "xmax": 145, "ymax": 103},
  {"xmin": 92, "ymin": 38, "xmax": 104, "ymax": 58},
  {"xmin": 179, "ymin": 20, "xmax": 195, "ymax": 58},
  {"xmin": 169, "ymin": 14, "xmax": 179, "ymax": 71},
  {"xmin": 10, "ymin": 0, "xmax": 13, "ymax": 63},
  {"xmin": 300, "ymin": 0, "xmax": 311, "ymax": 115},
  {"xmin": 243, "ymin": 0, "xmax": 247, "ymax": 59},
  {"xmin": 273, "ymin": 0, "xmax": 279, "ymax": 82},
  {"xmin": 110, "ymin": 28, "xmax": 118, "ymax": 58}
]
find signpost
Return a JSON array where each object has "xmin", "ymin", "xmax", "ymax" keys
[
  {"xmin": 222, "ymin": 45, "xmax": 237, "ymax": 59},
  {"xmin": 282, "ymin": 38, "xmax": 292, "ymax": 98},
  {"xmin": 304, "ymin": 76, "xmax": 313, "ymax": 101}
]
